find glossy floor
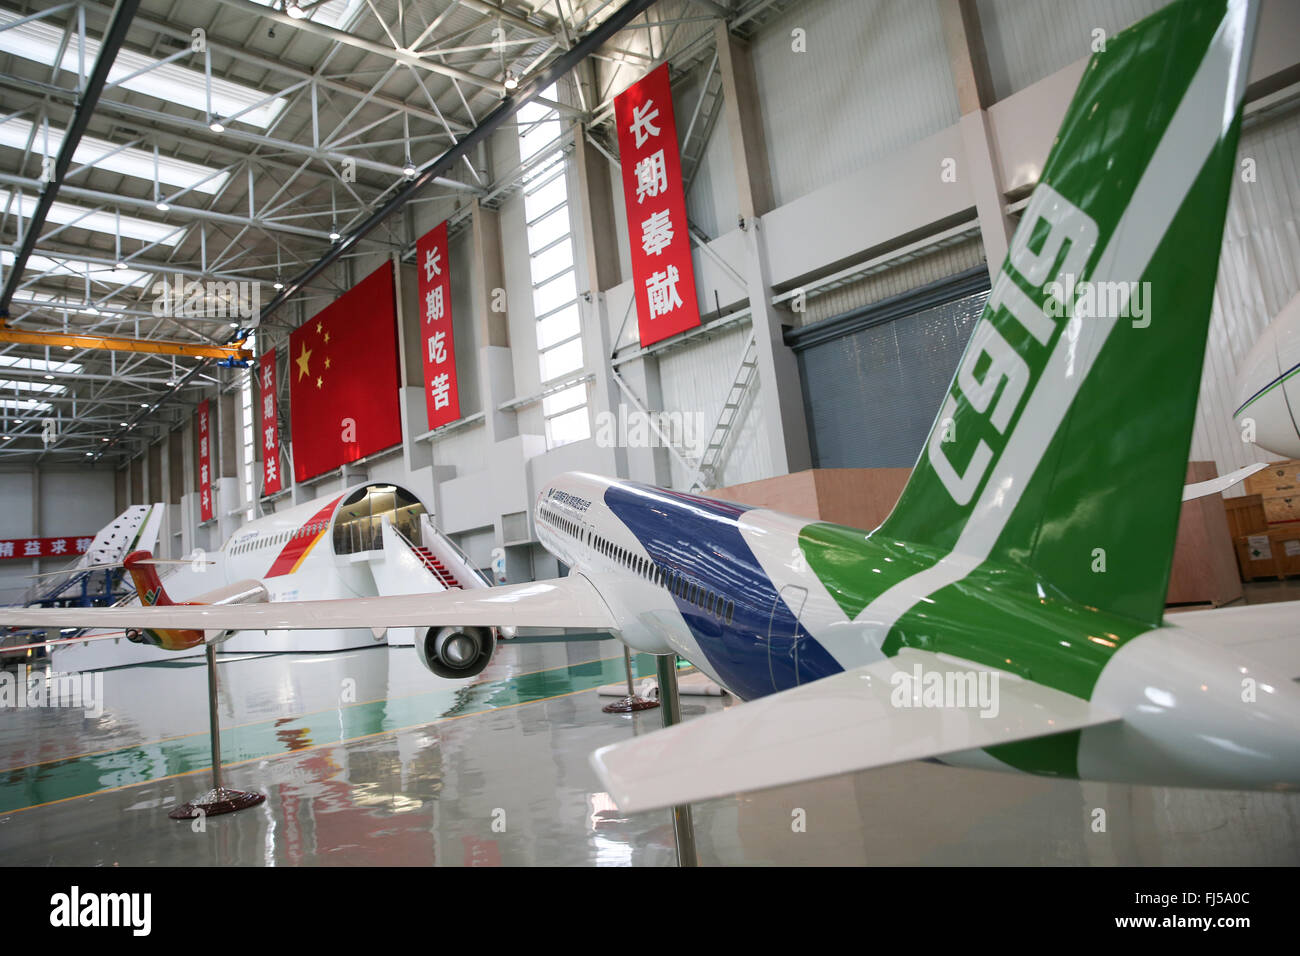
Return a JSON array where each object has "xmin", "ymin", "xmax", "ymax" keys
[{"xmin": 1, "ymin": 635, "xmax": 1298, "ymax": 865}]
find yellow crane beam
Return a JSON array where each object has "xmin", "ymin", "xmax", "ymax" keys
[{"xmin": 0, "ymin": 322, "xmax": 251, "ymax": 361}]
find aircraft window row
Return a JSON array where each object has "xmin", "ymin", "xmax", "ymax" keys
[
  {"xmin": 585, "ymin": 531, "xmax": 734, "ymax": 625},
  {"xmin": 538, "ymin": 505, "xmax": 583, "ymax": 543},
  {"xmin": 665, "ymin": 567, "xmax": 734, "ymax": 625},
  {"xmin": 231, "ymin": 521, "xmax": 329, "ymax": 555}
]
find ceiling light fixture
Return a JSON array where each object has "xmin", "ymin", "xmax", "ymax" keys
[
  {"xmin": 504, "ymin": 70, "xmax": 519, "ymax": 91},
  {"xmin": 208, "ymin": 118, "xmax": 225, "ymax": 133},
  {"xmin": 285, "ymin": 1, "xmax": 309, "ymax": 20}
]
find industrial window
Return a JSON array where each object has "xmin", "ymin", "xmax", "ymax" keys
[{"xmin": 517, "ymin": 85, "xmax": 590, "ymax": 449}]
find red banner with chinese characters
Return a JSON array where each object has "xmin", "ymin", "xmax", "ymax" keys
[
  {"xmin": 418, "ymin": 221, "xmax": 460, "ymax": 430},
  {"xmin": 0, "ymin": 536, "xmax": 93, "ymax": 560},
  {"xmin": 196, "ymin": 398, "xmax": 213, "ymax": 522},
  {"xmin": 258, "ymin": 349, "xmax": 282, "ymax": 496},
  {"xmin": 614, "ymin": 62, "xmax": 701, "ymax": 347},
  {"xmin": 289, "ymin": 263, "xmax": 403, "ymax": 482}
]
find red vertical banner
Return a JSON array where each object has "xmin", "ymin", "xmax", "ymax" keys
[
  {"xmin": 614, "ymin": 62, "xmax": 701, "ymax": 347},
  {"xmin": 258, "ymin": 349, "xmax": 282, "ymax": 496},
  {"xmin": 417, "ymin": 221, "xmax": 460, "ymax": 429},
  {"xmin": 196, "ymin": 399, "xmax": 213, "ymax": 522}
]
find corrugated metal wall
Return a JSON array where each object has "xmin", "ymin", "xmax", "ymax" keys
[
  {"xmin": 977, "ymin": 0, "xmax": 1165, "ymax": 100},
  {"xmin": 680, "ymin": 68, "xmax": 738, "ymax": 240},
  {"xmin": 1191, "ymin": 105, "xmax": 1300, "ymax": 486},
  {"xmin": 795, "ymin": 236, "xmax": 986, "ymax": 326},
  {"xmin": 655, "ymin": 321, "xmax": 773, "ymax": 488},
  {"xmin": 751, "ymin": 0, "xmax": 959, "ymax": 207}
]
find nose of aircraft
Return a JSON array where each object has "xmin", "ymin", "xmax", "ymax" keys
[{"xmin": 1079, "ymin": 626, "xmax": 1300, "ymax": 791}]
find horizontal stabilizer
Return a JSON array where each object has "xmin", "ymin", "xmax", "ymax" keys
[
  {"xmin": 1181, "ymin": 462, "xmax": 1269, "ymax": 501},
  {"xmin": 0, "ymin": 574, "xmax": 615, "ymax": 633},
  {"xmin": 591, "ymin": 650, "xmax": 1118, "ymax": 814}
]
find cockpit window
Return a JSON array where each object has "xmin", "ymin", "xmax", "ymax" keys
[{"xmin": 333, "ymin": 484, "xmax": 427, "ymax": 555}]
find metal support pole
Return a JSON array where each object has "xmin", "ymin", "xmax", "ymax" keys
[
  {"xmin": 168, "ymin": 639, "xmax": 264, "ymax": 819},
  {"xmin": 206, "ymin": 642, "xmax": 222, "ymax": 791},
  {"xmin": 656, "ymin": 654, "xmax": 699, "ymax": 867},
  {"xmin": 602, "ymin": 644, "xmax": 658, "ymax": 713}
]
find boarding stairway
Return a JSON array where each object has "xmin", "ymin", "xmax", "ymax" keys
[
  {"xmin": 22, "ymin": 503, "xmax": 165, "ymax": 607},
  {"xmin": 367, "ymin": 514, "xmax": 493, "ymax": 646},
  {"xmin": 408, "ymin": 545, "xmax": 463, "ymax": 590}
]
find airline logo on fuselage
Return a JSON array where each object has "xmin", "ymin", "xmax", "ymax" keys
[
  {"xmin": 928, "ymin": 185, "xmax": 1099, "ymax": 506},
  {"xmin": 547, "ymin": 487, "xmax": 591, "ymax": 513}
]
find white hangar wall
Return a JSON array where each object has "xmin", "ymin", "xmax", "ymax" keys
[{"xmin": 113, "ymin": 0, "xmax": 1300, "ymax": 583}]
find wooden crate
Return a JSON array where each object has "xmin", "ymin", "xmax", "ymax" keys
[
  {"xmin": 1244, "ymin": 459, "xmax": 1300, "ymax": 497},
  {"xmin": 1261, "ymin": 493, "xmax": 1300, "ymax": 527},
  {"xmin": 1235, "ymin": 533, "xmax": 1283, "ymax": 581},
  {"xmin": 1224, "ymin": 493, "xmax": 1267, "ymax": 538},
  {"xmin": 1234, "ymin": 529, "xmax": 1300, "ymax": 580}
]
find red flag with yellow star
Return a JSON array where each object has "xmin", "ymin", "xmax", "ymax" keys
[{"xmin": 288, "ymin": 262, "xmax": 403, "ymax": 482}]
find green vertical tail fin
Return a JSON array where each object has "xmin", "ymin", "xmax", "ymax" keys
[{"xmin": 877, "ymin": 0, "xmax": 1257, "ymax": 626}]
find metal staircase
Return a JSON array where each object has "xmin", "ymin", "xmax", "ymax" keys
[
  {"xmin": 408, "ymin": 545, "xmax": 462, "ymax": 590},
  {"xmin": 689, "ymin": 331, "xmax": 759, "ymax": 492},
  {"xmin": 680, "ymin": 52, "xmax": 726, "ymax": 197},
  {"xmin": 22, "ymin": 503, "xmax": 164, "ymax": 606}
]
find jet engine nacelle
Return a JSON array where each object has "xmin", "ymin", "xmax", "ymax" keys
[
  {"xmin": 1233, "ymin": 292, "xmax": 1300, "ymax": 459},
  {"xmin": 417, "ymin": 625, "xmax": 495, "ymax": 679}
]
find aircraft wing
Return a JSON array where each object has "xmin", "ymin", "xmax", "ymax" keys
[
  {"xmin": 0, "ymin": 574, "xmax": 615, "ymax": 633},
  {"xmin": 1181, "ymin": 462, "xmax": 1268, "ymax": 501},
  {"xmin": 590, "ymin": 649, "xmax": 1119, "ymax": 813}
]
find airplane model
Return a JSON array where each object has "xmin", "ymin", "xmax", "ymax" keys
[
  {"xmin": 25, "ymin": 481, "xmax": 491, "ymax": 670},
  {"xmin": 3, "ymin": 0, "xmax": 1297, "ymax": 815},
  {"xmin": 1234, "ymin": 291, "xmax": 1300, "ymax": 458}
]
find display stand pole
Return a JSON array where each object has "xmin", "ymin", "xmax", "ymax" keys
[
  {"xmin": 656, "ymin": 653, "xmax": 698, "ymax": 867},
  {"xmin": 602, "ymin": 644, "xmax": 659, "ymax": 713},
  {"xmin": 168, "ymin": 641, "xmax": 265, "ymax": 820}
]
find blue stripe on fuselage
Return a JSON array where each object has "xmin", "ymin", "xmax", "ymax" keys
[{"xmin": 604, "ymin": 482, "xmax": 842, "ymax": 701}]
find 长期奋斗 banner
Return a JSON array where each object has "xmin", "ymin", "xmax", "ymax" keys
[{"xmin": 614, "ymin": 61, "xmax": 701, "ymax": 347}]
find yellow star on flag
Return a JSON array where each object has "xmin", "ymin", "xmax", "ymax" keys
[
  {"xmin": 296, "ymin": 343, "xmax": 312, "ymax": 380},
  {"xmin": 316, "ymin": 376, "xmax": 323, "ymax": 389}
]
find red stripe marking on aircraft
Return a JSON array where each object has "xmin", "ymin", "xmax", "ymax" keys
[{"xmin": 265, "ymin": 495, "xmax": 344, "ymax": 578}]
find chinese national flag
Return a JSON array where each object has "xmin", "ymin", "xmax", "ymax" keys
[{"xmin": 288, "ymin": 262, "xmax": 403, "ymax": 482}]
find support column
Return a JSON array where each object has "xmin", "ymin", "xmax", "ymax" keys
[
  {"xmin": 573, "ymin": 123, "xmax": 627, "ymax": 479},
  {"xmin": 715, "ymin": 22, "xmax": 810, "ymax": 477},
  {"xmin": 941, "ymin": 0, "xmax": 1013, "ymax": 277},
  {"xmin": 470, "ymin": 199, "xmax": 518, "ymax": 445}
]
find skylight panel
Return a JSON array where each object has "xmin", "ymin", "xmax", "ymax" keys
[
  {"xmin": 0, "ymin": 10, "xmax": 287, "ymax": 129},
  {"xmin": 0, "ymin": 119, "xmax": 229, "ymax": 194},
  {"xmin": 0, "ymin": 356, "xmax": 86, "ymax": 375},
  {"xmin": 3, "ymin": 192, "xmax": 182, "ymax": 246},
  {"xmin": 2, "ymin": 251, "xmax": 153, "ymax": 288}
]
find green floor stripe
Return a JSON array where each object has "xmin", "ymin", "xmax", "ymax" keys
[{"xmin": 0, "ymin": 652, "xmax": 661, "ymax": 814}]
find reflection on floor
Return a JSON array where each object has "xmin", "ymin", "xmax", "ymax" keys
[{"xmin": 1, "ymin": 635, "xmax": 1298, "ymax": 865}]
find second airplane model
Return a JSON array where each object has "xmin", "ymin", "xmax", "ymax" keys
[{"xmin": 3, "ymin": 0, "xmax": 1296, "ymax": 813}]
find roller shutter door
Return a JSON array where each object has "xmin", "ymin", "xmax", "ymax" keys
[{"xmin": 789, "ymin": 267, "xmax": 990, "ymax": 469}]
